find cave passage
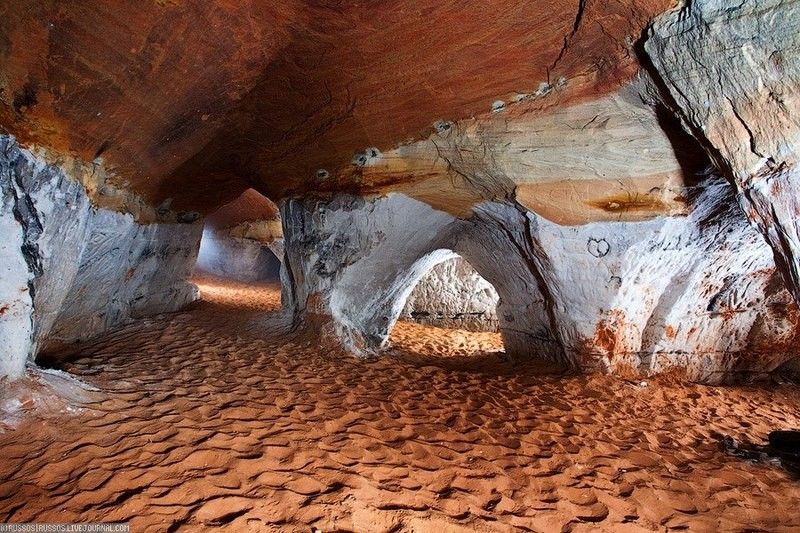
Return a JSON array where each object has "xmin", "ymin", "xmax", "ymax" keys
[
  {"xmin": 195, "ymin": 226, "xmax": 282, "ymax": 284},
  {"xmin": 3, "ymin": 277, "xmax": 800, "ymax": 531},
  {"xmin": 194, "ymin": 188, "xmax": 283, "ymax": 284},
  {"xmin": 388, "ymin": 253, "xmax": 508, "ymax": 367},
  {"xmin": 2, "ymin": 0, "xmax": 800, "ymax": 531}
]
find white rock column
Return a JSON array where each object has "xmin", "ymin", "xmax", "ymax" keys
[
  {"xmin": 645, "ymin": 0, "xmax": 800, "ymax": 303},
  {"xmin": 280, "ymin": 193, "xmax": 458, "ymax": 352},
  {"xmin": 0, "ymin": 180, "xmax": 34, "ymax": 378}
]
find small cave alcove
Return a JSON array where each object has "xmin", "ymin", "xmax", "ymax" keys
[
  {"xmin": 195, "ymin": 227, "xmax": 282, "ymax": 284},
  {"xmin": 193, "ymin": 188, "xmax": 283, "ymax": 285}
]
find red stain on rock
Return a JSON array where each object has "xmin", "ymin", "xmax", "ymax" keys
[{"xmin": 594, "ymin": 309, "xmax": 626, "ymax": 357}]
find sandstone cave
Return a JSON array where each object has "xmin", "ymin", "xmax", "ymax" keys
[{"xmin": 1, "ymin": 1, "xmax": 800, "ymax": 531}]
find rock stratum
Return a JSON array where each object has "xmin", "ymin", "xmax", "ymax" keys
[{"xmin": 1, "ymin": 0, "xmax": 800, "ymax": 383}]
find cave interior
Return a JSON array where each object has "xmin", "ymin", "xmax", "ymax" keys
[{"xmin": 2, "ymin": 0, "xmax": 800, "ymax": 531}]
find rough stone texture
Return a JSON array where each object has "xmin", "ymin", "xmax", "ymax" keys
[
  {"xmin": 41, "ymin": 210, "xmax": 201, "ymax": 353},
  {"xmin": 281, "ymin": 194, "xmax": 458, "ymax": 353},
  {"xmin": 196, "ymin": 229, "xmax": 281, "ymax": 283},
  {"xmin": 0, "ymin": 136, "xmax": 201, "ymax": 375},
  {"xmin": 537, "ymin": 180, "xmax": 800, "ymax": 380},
  {"xmin": 282, "ymin": 187, "xmax": 800, "ymax": 383},
  {"xmin": 400, "ymin": 256, "xmax": 499, "ymax": 332},
  {"xmin": 645, "ymin": 0, "xmax": 800, "ymax": 304},
  {"xmin": 0, "ymin": 0, "xmax": 671, "ymax": 210},
  {"xmin": 2, "ymin": 0, "xmax": 799, "ymax": 387},
  {"xmin": 352, "ymin": 76, "xmax": 704, "ymax": 223},
  {"xmin": 266, "ymin": 239, "xmax": 285, "ymax": 264},
  {"xmin": 0, "ymin": 171, "xmax": 33, "ymax": 377}
]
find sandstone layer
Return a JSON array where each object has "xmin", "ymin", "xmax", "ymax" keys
[{"xmin": 1, "ymin": 0, "xmax": 799, "ymax": 384}]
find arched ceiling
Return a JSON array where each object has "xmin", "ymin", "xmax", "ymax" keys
[{"xmin": 0, "ymin": 0, "xmax": 673, "ymax": 213}]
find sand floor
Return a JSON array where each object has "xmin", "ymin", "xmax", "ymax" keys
[{"xmin": 2, "ymin": 277, "xmax": 800, "ymax": 532}]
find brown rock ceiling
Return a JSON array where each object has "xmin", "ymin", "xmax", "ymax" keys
[
  {"xmin": 204, "ymin": 188, "xmax": 279, "ymax": 231},
  {"xmin": 0, "ymin": 0, "xmax": 673, "ymax": 213}
]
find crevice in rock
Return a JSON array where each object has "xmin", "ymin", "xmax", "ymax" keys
[
  {"xmin": 635, "ymin": 25, "xmax": 732, "ymax": 178},
  {"xmin": 9, "ymin": 172, "xmax": 43, "ymax": 291},
  {"xmin": 548, "ymin": 0, "xmax": 588, "ymax": 79},
  {"xmin": 726, "ymin": 95, "xmax": 764, "ymax": 158},
  {"xmin": 516, "ymin": 203, "xmax": 569, "ymax": 365}
]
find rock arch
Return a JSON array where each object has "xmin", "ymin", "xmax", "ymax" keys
[
  {"xmin": 280, "ymin": 180, "xmax": 800, "ymax": 383},
  {"xmin": 400, "ymin": 254, "xmax": 499, "ymax": 332},
  {"xmin": 195, "ymin": 189, "xmax": 283, "ymax": 283}
]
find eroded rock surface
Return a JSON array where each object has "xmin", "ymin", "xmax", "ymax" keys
[
  {"xmin": 401, "ymin": 256, "xmax": 499, "ymax": 332},
  {"xmin": 0, "ymin": 136, "xmax": 201, "ymax": 376},
  {"xmin": 0, "ymin": 0, "xmax": 671, "ymax": 208},
  {"xmin": 1, "ymin": 0, "xmax": 800, "ymax": 384},
  {"xmin": 282, "ymin": 183, "xmax": 799, "ymax": 383},
  {"xmin": 645, "ymin": 0, "xmax": 800, "ymax": 303}
]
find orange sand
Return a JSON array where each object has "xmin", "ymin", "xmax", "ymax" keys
[{"xmin": 1, "ymin": 276, "xmax": 800, "ymax": 532}]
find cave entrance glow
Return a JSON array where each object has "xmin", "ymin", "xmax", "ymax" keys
[
  {"xmin": 195, "ymin": 226, "xmax": 282, "ymax": 284},
  {"xmin": 192, "ymin": 189, "xmax": 284, "ymax": 312}
]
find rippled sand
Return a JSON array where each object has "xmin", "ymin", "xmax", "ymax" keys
[{"xmin": 1, "ymin": 276, "xmax": 800, "ymax": 532}]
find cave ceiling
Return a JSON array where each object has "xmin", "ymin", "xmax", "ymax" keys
[{"xmin": 0, "ymin": 0, "xmax": 674, "ymax": 214}]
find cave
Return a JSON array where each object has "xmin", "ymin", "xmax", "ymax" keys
[
  {"xmin": 2, "ymin": 0, "xmax": 800, "ymax": 531},
  {"xmin": 195, "ymin": 189, "xmax": 283, "ymax": 283},
  {"xmin": 390, "ymin": 251, "xmax": 506, "ymax": 365}
]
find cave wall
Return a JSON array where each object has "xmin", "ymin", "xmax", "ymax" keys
[
  {"xmin": 275, "ymin": 0, "xmax": 800, "ymax": 383},
  {"xmin": 1, "ymin": 0, "xmax": 797, "ymax": 386},
  {"xmin": 281, "ymin": 186, "xmax": 800, "ymax": 383},
  {"xmin": 645, "ymin": 0, "xmax": 800, "ymax": 304},
  {"xmin": 0, "ymin": 135, "xmax": 201, "ymax": 376}
]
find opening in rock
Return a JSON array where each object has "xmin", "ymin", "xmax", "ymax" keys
[
  {"xmin": 191, "ymin": 189, "xmax": 284, "ymax": 314},
  {"xmin": 388, "ymin": 251, "xmax": 506, "ymax": 367},
  {"xmin": 195, "ymin": 227, "xmax": 281, "ymax": 283},
  {"xmin": 194, "ymin": 189, "xmax": 283, "ymax": 284}
]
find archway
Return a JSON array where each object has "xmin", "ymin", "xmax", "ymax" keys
[
  {"xmin": 194, "ymin": 189, "xmax": 283, "ymax": 284},
  {"xmin": 191, "ymin": 189, "xmax": 285, "ymax": 313},
  {"xmin": 195, "ymin": 227, "xmax": 282, "ymax": 283},
  {"xmin": 386, "ymin": 250, "xmax": 506, "ymax": 366}
]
